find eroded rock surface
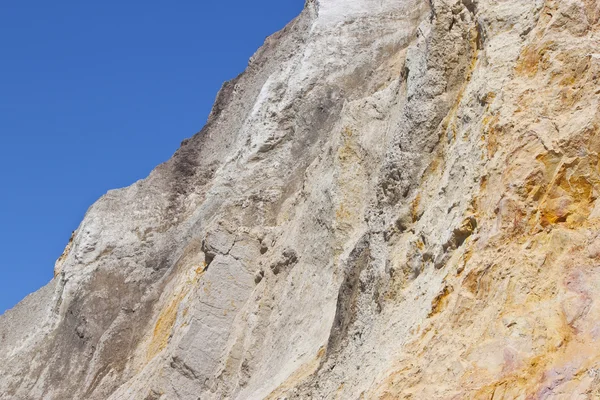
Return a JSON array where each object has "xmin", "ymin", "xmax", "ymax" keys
[{"xmin": 2, "ymin": 0, "xmax": 600, "ymax": 398}]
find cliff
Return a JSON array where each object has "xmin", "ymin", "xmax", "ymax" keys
[{"xmin": 1, "ymin": 0, "xmax": 600, "ymax": 398}]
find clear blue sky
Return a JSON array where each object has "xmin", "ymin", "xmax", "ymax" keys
[{"xmin": 0, "ymin": 1, "xmax": 304, "ymax": 314}]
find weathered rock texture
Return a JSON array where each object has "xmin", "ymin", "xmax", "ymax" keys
[{"xmin": 2, "ymin": 0, "xmax": 600, "ymax": 398}]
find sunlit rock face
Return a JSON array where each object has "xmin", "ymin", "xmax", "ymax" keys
[{"xmin": 2, "ymin": 0, "xmax": 600, "ymax": 398}]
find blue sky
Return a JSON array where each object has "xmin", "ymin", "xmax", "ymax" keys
[{"xmin": 0, "ymin": 1, "xmax": 304, "ymax": 314}]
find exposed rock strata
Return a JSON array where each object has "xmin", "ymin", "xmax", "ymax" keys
[{"xmin": 2, "ymin": 0, "xmax": 600, "ymax": 398}]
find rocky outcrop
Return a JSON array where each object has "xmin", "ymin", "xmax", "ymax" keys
[{"xmin": 2, "ymin": 0, "xmax": 600, "ymax": 398}]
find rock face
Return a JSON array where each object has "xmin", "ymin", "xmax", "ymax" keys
[{"xmin": 2, "ymin": 0, "xmax": 600, "ymax": 398}]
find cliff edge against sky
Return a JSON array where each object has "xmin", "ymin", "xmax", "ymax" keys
[{"xmin": 2, "ymin": 0, "xmax": 600, "ymax": 398}]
